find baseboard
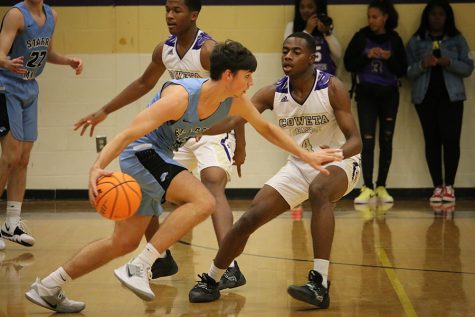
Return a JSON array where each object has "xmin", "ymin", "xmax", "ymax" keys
[{"xmin": 2, "ymin": 188, "xmax": 474, "ymax": 200}]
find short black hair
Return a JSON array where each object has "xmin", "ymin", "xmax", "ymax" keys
[
  {"xmin": 184, "ymin": 0, "xmax": 201, "ymax": 12},
  {"xmin": 210, "ymin": 40, "xmax": 257, "ymax": 81},
  {"xmin": 285, "ymin": 32, "xmax": 317, "ymax": 54}
]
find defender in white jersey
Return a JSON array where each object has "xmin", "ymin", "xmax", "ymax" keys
[
  {"xmin": 73, "ymin": 0, "xmax": 246, "ymax": 287},
  {"xmin": 189, "ymin": 32, "xmax": 362, "ymax": 309}
]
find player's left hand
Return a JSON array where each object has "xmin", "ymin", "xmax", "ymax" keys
[
  {"xmin": 69, "ymin": 57, "xmax": 83, "ymax": 75},
  {"xmin": 437, "ymin": 56, "xmax": 451, "ymax": 67}
]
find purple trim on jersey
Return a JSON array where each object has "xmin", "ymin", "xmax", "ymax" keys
[
  {"xmin": 165, "ymin": 35, "xmax": 176, "ymax": 46},
  {"xmin": 275, "ymin": 76, "xmax": 289, "ymax": 93},
  {"xmin": 315, "ymin": 71, "xmax": 332, "ymax": 91},
  {"xmin": 220, "ymin": 133, "xmax": 232, "ymax": 161},
  {"xmin": 193, "ymin": 31, "xmax": 213, "ymax": 50}
]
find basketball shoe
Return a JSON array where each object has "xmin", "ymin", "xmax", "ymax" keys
[
  {"xmin": 150, "ymin": 249, "xmax": 178, "ymax": 280},
  {"xmin": 430, "ymin": 186, "xmax": 444, "ymax": 203},
  {"xmin": 114, "ymin": 261, "xmax": 155, "ymax": 301},
  {"xmin": 218, "ymin": 261, "xmax": 246, "ymax": 290},
  {"xmin": 374, "ymin": 186, "xmax": 394, "ymax": 203},
  {"xmin": 354, "ymin": 186, "xmax": 375, "ymax": 204},
  {"xmin": 287, "ymin": 270, "xmax": 330, "ymax": 309},
  {"xmin": 442, "ymin": 185, "xmax": 456, "ymax": 202},
  {"xmin": 25, "ymin": 278, "xmax": 85, "ymax": 313},
  {"xmin": 188, "ymin": 273, "xmax": 220, "ymax": 303},
  {"xmin": 1, "ymin": 220, "xmax": 35, "ymax": 247}
]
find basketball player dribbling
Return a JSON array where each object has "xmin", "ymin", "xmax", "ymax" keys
[{"xmin": 73, "ymin": 0, "xmax": 247, "ymax": 287}]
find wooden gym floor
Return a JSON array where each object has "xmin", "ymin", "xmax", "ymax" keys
[{"xmin": 0, "ymin": 199, "xmax": 474, "ymax": 317}]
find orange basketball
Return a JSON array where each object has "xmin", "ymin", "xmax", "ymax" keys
[{"xmin": 95, "ymin": 172, "xmax": 142, "ymax": 220}]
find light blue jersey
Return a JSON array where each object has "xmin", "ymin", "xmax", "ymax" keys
[
  {"xmin": 1, "ymin": 2, "xmax": 54, "ymax": 82},
  {"xmin": 0, "ymin": 2, "xmax": 55, "ymax": 141},
  {"xmin": 119, "ymin": 78, "xmax": 233, "ymax": 216}
]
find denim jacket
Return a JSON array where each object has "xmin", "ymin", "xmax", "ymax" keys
[{"xmin": 406, "ymin": 33, "xmax": 473, "ymax": 104}]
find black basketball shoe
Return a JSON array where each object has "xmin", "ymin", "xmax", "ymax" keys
[
  {"xmin": 287, "ymin": 270, "xmax": 330, "ymax": 309},
  {"xmin": 188, "ymin": 273, "xmax": 220, "ymax": 303},
  {"xmin": 150, "ymin": 249, "xmax": 178, "ymax": 280},
  {"xmin": 218, "ymin": 261, "xmax": 247, "ymax": 290}
]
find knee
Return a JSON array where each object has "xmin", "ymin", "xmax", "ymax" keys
[
  {"xmin": 113, "ymin": 235, "xmax": 142, "ymax": 256},
  {"xmin": 18, "ymin": 153, "xmax": 31, "ymax": 169},
  {"xmin": 0, "ymin": 152, "xmax": 21, "ymax": 170},
  {"xmin": 309, "ymin": 184, "xmax": 331, "ymax": 207},
  {"xmin": 200, "ymin": 168, "xmax": 227, "ymax": 192},
  {"xmin": 194, "ymin": 193, "xmax": 216, "ymax": 221},
  {"xmin": 233, "ymin": 212, "xmax": 259, "ymax": 237}
]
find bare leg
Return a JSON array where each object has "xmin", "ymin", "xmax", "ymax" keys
[
  {"xmin": 309, "ymin": 166, "xmax": 348, "ymax": 259},
  {"xmin": 200, "ymin": 166, "xmax": 232, "ymax": 245},
  {"xmin": 214, "ymin": 185, "xmax": 290, "ymax": 269},
  {"xmin": 63, "ymin": 215, "xmax": 151, "ymax": 279},
  {"xmin": 0, "ymin": 133, "xmax": 24, "ymax": 198},
  {"xmin": 145, "ymin": 216, "xmax": 159, "ymax": 242},
  {"xmin": 7, "ymin": 141, "xmax": 33, "ymax": 202},
  {"xmin": 148, "ymin": 171, "xmax": 216, "ymax": 253}
]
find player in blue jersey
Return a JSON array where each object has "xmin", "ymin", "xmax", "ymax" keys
[
  {"xmin": 73, "ymin": 0, "xmax": 247, "ymax": 286},
  {"xmin": 25, "ymin": 40, "xmax": 343, "ymax": 313},
  {"xmin": 0, "ymin": 0, "xmax": 83, "ymax": 251},
  {"xmin": 188, "ymin": 33, "xmax": 361, "ymax": 309}
]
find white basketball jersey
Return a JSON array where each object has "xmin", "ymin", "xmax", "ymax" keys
[
  {"xmin": 273, "ymin": 70, "xmax": 345, "ymax": 161},
  {"xmin": 162, "ymin": 30, "xmax": 212, "ymax": 79}
]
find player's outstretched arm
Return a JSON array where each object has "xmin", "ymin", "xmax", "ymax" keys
[
  {"xmin": 328, "ymin": 77, "xmax": 362, "ymax": 158},
  {"xmin": 230, "ymin": 94, "xmax": 343, "ymax": 175},
  {"xmin": 74, "ymin": 42, "xmax": 167, "ymax": 137}
]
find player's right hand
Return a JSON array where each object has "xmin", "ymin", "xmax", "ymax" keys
[
  {"xmin": 4, "ymin": 56, "xmax": 26, "ymax": 75},
  {"xmin": 301, "ymin": 148, "xmax": 343, "ymax": 175},
  {"xmin": 88, "ymin": 167, "xmax": 112, "ymax": 207},
  {"xmin": 74, "ymin": 109, "xmax": 108, "ymax": 137}
]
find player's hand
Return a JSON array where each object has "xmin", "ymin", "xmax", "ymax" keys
[
  {"xmin": 301, "ymin": 148, "xmax": 343, "ymax": 175},
  {"xmin": 69, "ymin": 57, "xmax": 83, "ymax": 75},
  {"xmin": 367, "ymin": 47, "xmax": 382, "ymax": 59},
  {"xmin": 233, "ymin": 143, "xmax": 246, "ymax": 178},
  {"xmin": 88, "ymin": 167, "xmax": 113, "ymax": 206},
  {"xmin": 74, "ymin": 109, "xmax": 108, "ymax": 137},
  {"xmin": 4, "ymin": 56, "xmax": 26, "ymax": 75}
]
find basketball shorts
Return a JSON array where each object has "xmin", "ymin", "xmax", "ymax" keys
[
  {"xmin": 119, "ymin": 143, "xmax": 187, "ymax": 217},
  {"xmin": 265, "ymin": 155, "xmax": 361, "ymax": 209},
  {"xmin": 173, "ymin": 132, "xmax": 235, "ymax": 181},
  {"xmin": 0, "ymin": 79, "xmax": 39, "ymax": 141}
]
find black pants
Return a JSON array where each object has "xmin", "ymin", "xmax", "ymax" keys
[
  {"xmin": 415, "ymin": 93, "xmax": 463, "ymax": 187},
  {"xmin": 356, "ymin": 83, "xmax": 399, "ymax": 189}
]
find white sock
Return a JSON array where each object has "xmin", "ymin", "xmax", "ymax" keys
[
  {"xmin": 208, "ymin": 261, "xmax": 226, "ymax": 282},
  {"xmin": 6, "ymin": 201, "xmax": 22, "ymax": 226},
  {"xmin": 133, "ymin": 243, "xmax": 163, "ymax": 267},
  {"xmin": 314, "ymin": 258, "xmax": 330, "ymax": 288},
  {"xmin": 41, "ymin": 267, "xmax": 72, "ymax": 288},
  {"xmin": 228, "ymin": 260, "xmax": 235, "ymax": 268}
]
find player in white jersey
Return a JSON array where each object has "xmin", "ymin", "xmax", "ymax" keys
[
  {"xmin": 189, "ymin": 32, "xmax": 362, "ymax": 309},
  {"xmin": 73, "ymin": 0, "xmax": 246, "ymax": 287}
]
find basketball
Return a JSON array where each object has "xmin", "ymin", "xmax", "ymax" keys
[{"xmin": 95, "ymin": 172, "xmax": 142, "ymax": 220}]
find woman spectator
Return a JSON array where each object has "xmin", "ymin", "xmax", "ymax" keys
[
  {"xmin": 344, "ymin": 0, "xmax": 406, "ymax": 204},
  {"xmin": 284, "ymin": 0, "xmax": 341, "ymax": 75},
  {"xmin": 406, "ymin": 0, "xmax": 473, "ymax": 203}
]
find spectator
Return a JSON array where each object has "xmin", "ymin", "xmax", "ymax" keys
[
  {"xmin": 284, "ymin": 0, "xmax": 341, "ymax": 75},
  {"xmin": 344, "ymin": 0, "xmax": 406, "ymax": 204},
  {"xmin": 406, "ymin": 0, "xmax": 473, "ymax": 204}
]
